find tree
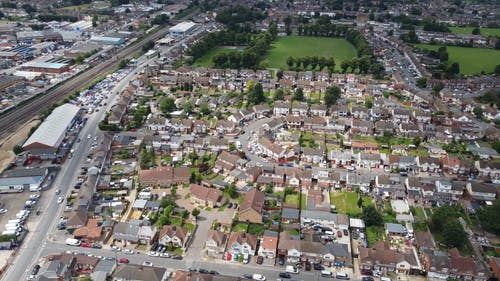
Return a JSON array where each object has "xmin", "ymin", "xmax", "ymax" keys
[
  {"xmin": 492, "ymin": 140, "xmax": 500, "ymax": 154},
  {"xmin": 472, "ymin": 27, "xmax": 480, "ymax": 35},
  {"xmin": 286, "ymin": 56, "xmax": 294, "ymax": 69},
  {"xmin": 442, "ymin": 220, "xmax": 466, "ymax": 248},
  {"xmin": 364, "ymin": 99, "xmax": 373, "ymax": 109},
  {"xmin": 199, "ymin": 102, "xmax": 211, "ymax": 116},
  {"xmin": 191, "ymin": 208, "xmax": 200, "ymax": 218},
  {"xmin": 357, "ymin": 196, "xmax": 363, "ymax": 209},
  {"xmin": 412, "ymin": 136, "xmax": 421, "ymax": 148},
  {"xmin": 293, "ymin": 88, "xmax": 304, "ymax": 102},
  {"xmin": 274, "ymin": 89, "xmax": 285, "ymax": 101},
  {"xmin": 447, "ymin": 62, "xmax": 460, "ymax": 76},
  {"xmin": 361, "ymin": 205, "xmax": 383, "ymax": 226},
  {"xmin": 160, "ymin": 97, "xmax": 176, "ymax": 115},
  {"xmin": 495, "ymin": 64, "xmax": 500, "ymax": 75},
  {"xmin": 477, "ymin": 200, "xmax": 500, "ymax": 235},
  {"xmin": 223, "ymin": 185, "xmax": 238, "ymax": 198},
  {"xmin": 183, "ymin": 102, "xmax": 193, "ymax": 115},
  {"xmin": 340, "ymin": 61, "xmax": 349, "ymax": 73},
  {"xmin": 416, "ymin": 77, "xmax": 428, "ymax": 88},
  {"xmin": 473, "ymin": 106, "xmax": 483, "ymax": 119},
  {"xmin": 324, "ymin": 86, "xmax": 341, "ymax": 107},
  {"xmin": 247, "ymin": 83, "xmax": 265, "ymax": 105},
  {"xmin": 13, "ymin": 145, "xmax": 23, "ymax": 154}
]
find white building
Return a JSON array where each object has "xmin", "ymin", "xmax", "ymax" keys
[{"xmin": 169, "ymin": 21, "xmax": 196, "ymax": 37}]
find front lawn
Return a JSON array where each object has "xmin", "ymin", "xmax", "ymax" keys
[{"xmin": 232, "ymin": 222, "xmax": 248, "ymax": 233}]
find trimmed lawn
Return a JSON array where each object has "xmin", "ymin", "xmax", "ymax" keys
[
  {"xmin": 414, "ymin": 44, "xmax": 500, "ymax": 75},
  {"xmin": 366, "ymin": 226, "xmax": 385, "ymax": 247},
  {"xmin": 248, "ymin": 223, "xmax": 265, "ymax": 236},
  {"xmin": 232, "ymin": 222, "xmax": 248, "ymax": 233},
  {"xmin": 301, "ymin": 193, "xmax": 307, "ymax": 210},
  {"xmin": 192, "ymin": 47, "xmax": 239, "ymax": 67},
  {"xmin": 330, "ymin": 192, "xmax": 364, "ymax": 216},
  {"xmin": 285, "ymin": 194, "xmax": 300, "ymax": 207},
  {"xmin": 449, "ymin": 26, "xmax": 500, "ymax": 37},
  {"xmin": 260, "ymin": 36, "xmax": 357, "ymax": 70}
]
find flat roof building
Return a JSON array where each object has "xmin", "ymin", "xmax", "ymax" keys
[
  {"xmin": 90, "ymin": 36, "xmax": 125, "ymax": 45},
  {"xmin": 23, "ymin": 103, "xmax": 81, "ymax": 156},
  {"xmin": 21, "ymin": 61, "xmax": 70, "ymax": 73},
  {"xmin": 169, "ymin": 21, "xmax": 196, "ymax": 36}
]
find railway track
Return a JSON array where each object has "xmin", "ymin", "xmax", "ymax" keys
[{"xmin": 0, "ymin": 27, "xmax": 168, "ymax": 140}]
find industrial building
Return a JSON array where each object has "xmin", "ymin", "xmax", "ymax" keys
[
  {"xmin": 169, "ymin": 21, "xmax": 196, "ymax": 37},
  {"xmin": 22, "ymin": 103, "xmax": 81, "ymax": 159},
  {"xmin": 21, "ymin": 61, "xmax": 70, "ymax": 73},
  {"xmin": 90, "ymin": 36, "xmax": 125, "ymax": 45},
  {"xmin": 0, "ymin": 167, "xmax": 48, "ymax": 193}
]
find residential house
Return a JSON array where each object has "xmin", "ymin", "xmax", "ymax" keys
[
  {"xmin": 418, "ymin": 157, "xmax": 441, "ymax": 173},
  {"xmin": 73, "ymin": 219, "xmax": 102, "ymax": 242},
  {"xmin": 189, "ymin": 184, "xmax": 225, "ymax": 208},
  {"xmin": 138, "ymin": 225, "xmax": 156, "ymax": 245},
  {"xmin": 274, "ymin": 101, "xmax": 290, "ymax": 116},
  {"xmin": 358, "ymin": 153, "xmax": 381, "ymax": 168},
  {"xmin": 158, "ymin": 225, "xmax": 189, "ymax": 249},
  {"xmin": 351, "ymin": 141, "xmax": 378, "ymax": 153},
  {"xmin": 441, "ymin": 157, "xmax": 460, "ymax": 174},
  {"xmin": 323, "ymin": 243, "xmax": 350, "ymax": 267},
  {"xmin": 239, "ymin": 189, "xmax": 265, "ymax": 224},
  {"xmin": 113, "ymin": 221, "xmax": 140, "ymax": 245},
  {"xmin": 475, "ymin": 161, "xmax": 500, "ymax": 183},
  {"xmin": 301, "ymin": 147, "xmax": 325, "ymax": 164},
  {"xmin": 226, "ymin": 232, "xmax": 258, "ymax": 258},
  {"xmin": 291, "ymin": 103, "xmax": 308, "ymax": 116},
  {"xmin": 139, "ymin": 167, "xmax": 190, "ymax": 187},
  {"xmin": 385, "ymin": 223, "xmax": 407, "ymax": 236},
  {"xmin": 214, "ymin": 151, "xmax": 241, "ymax": 172},
  {"xmin": 359, "ymin": 241, "xmax": 420, "ymax": 274},
  {"xmin": 259, "ymin": 230, "xmax": 278, "ymax": 259},
  {"xmin": 114, "ymin": 264, "xmax": 168, "ymax": 281},
  {"xmin": 205, "ymin": 230, "xmax": 228, "ymax": 259},
  {"xmin": 310, "ymin": 104, "xmax": 327, "ymax": 117},
  {"xmin": 414, "ymin": 231, "xmax": 436, "ymax": 250},
  {"xmin": 448, "ymin": 248, "xmax": 490, "ymax": 281},
  {"xmin": 466, "ymin": 182, "xmax": 497, "ymax": 201},
  {"xmin": 278, "ymin": 231, "xmax": 324, "ymax": 265},
  {"xmin": 392, "ymin": 108, "xmax": 412, "ymax": 123},
  {"xmin": 281, "ymin": 208, "xmax": 300, "ymax": 223},
  {"xmin": 422, "ymin": 249, "xmax": 451, "ymax": 280}
]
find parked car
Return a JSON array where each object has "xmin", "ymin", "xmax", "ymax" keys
[
  {"xmin": 362, "ymin": 277, "xmax": 374, "ymax": 281},
  {"xmin": 118, "ymin": 258, "xmax": 129, "ymax": 264},
  {"xmin": 305, "ymin": 262, "xmax": 311, "ymax": 271},
  {"xmin": 227, "ymin": 203, "xmax": 233, "ymax": 208},
  {"xmin": 124, "ymin": 249, "xmax": 134, "ymax": 255},
  {"xmin": 256, "ymin": 256, "xmax": 264, "ymax": 264},
  {"xmin": 241, "ymin": 274, "xmax": 253, "ymax": 279},
  {"xmin": 91, "ymin": 243, "xmax": 102, "ymax": 249},
  {"xmin": 111, "ymin": 246, "xmax": 121, "ymax": 252},
  {"xmin": 313, "ymin": 264, "xmax": 324, "ymax": 271},
  {"xmin": 337, "ymin": 230, "xmax": 343, "ymax": 238},
  {"xmin": 252, "ymin": 274, "xmax": 266, "ymax": 281},
  {"xmin": 57, "ymin": 196, "xmax": 63, "ymax": 204},
  {"xmin": 198, "ymin": 269, "xmax": 210, "ymax": 274},
  {"xmin": 209, "ymin": 270, "xmax": 219, "ymax": 275},
  {"xmin": 278, "ymin": 272, "xmax": 291, "ymax": 278},
  {"xmin": 160, "ymin": 253, "xmax": 170, "ymax": 258},
  {"xmin": 343, "ymin": 229, "xmax": 349, "ymax": 236},
  {"xmin": 148, "ymin": 251, "xmax": 159, "ymax": 257},
  {"xmin": 80, "ymin": 242, "xmax": 92, "ymax": 248},
  {"xmin": 142, "ymin": 261, "xmax": 153, "ymax": 267},
  {"xmin": 31, "ymin": 264, "xmax": 40, "ymax": 275},
  {"xmin": 171, "ymin": 255, "xmax": 183, "ymax": 260}
]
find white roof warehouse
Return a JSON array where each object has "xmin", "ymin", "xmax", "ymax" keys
[{"xmin": 22, "ymin": 103, "xmax": 80, "ymax": 154}]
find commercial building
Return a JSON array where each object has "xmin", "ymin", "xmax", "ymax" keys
[
  {"xmin": 21, "ymin": 61, "xmax": 70, "ymax": 73},
  {"xmin": 90, "ymin": 36, "xmax": 125, "ymax": 45},
  {"xmin": 22, "ymin": 103, "xmax": 81, "ymax": 158},
  {"xmin": 0, "ymin": 167, "xmax": 48, "ymax": 192},
  {"xmin": 169, "ymin": 21, "xmax": 196, "ymax": 37}
]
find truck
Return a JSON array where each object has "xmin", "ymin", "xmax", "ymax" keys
[
  {"xmin": 0, "ymin": 186, "xmax": 24, "ymax": 193},
  {"xmin": 65, "ymin": 238, "xmax": 81, "ymax": 246},
  {"xmin": 2, "ymin": 230, "xmax": 16, "ymax": 236}
]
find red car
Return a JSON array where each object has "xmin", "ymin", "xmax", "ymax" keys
[
  {"xmin": 80, "ymin": 242, "xmax": 92, "ymax": 248},
  {"xmin": 337, "ymin": 230, "xmax": 343, "ymax": 238},
  {"xmin": 119, "ymin": 258, "xmax": 129, "ymax": 264}
]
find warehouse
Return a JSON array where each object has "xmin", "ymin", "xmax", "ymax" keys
[
  {"xmin": 21, "ymin": 61, "xmax": 70, "ymax": 73},
  {"xmin": 90, "ymin": 36, "xmax": 125, "ymax": 45},
  {"xmin": 22, "ymin": 103, "xmax": 81, "ymax": 158},
  {"xmin": 169, "ymin": 21, "xmax": 196, "ymax": 37},
  {"xmin": 0, "ymin": 167, "xmax": 48, "ymax": 193}
]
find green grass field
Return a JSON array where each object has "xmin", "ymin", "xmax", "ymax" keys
[
  {"xmin": 415, "ymin": 44, "xmax": 500, "ymax": 75},
  {"xmin": 260, "ymin": 36, "xmax": 357, "ymax": 70},
  {"xmin": 449, "ymin": 27, "xmax": 500, "ymax": 37},
  {"xmin": 192, "ymin": 47, "xmax": 240, "ymax": 67},
  {"xmin": 329, "ymin": 192, "xmax": 371, "ymax": 216},
  {"xmin": 285, "ymin": 194, "xmax": 300, "ymax": 208}
]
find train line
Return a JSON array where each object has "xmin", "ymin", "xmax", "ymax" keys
[{"xmin": 0, "ymin": 27, "xmax": 168, "ymax": 140}]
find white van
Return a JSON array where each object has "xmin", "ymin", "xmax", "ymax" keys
[
  {"xmin": 321, "ymin": 270, "xmax": 333, "ymax": 278},
  {"xmin": 285, "ymin": 265, "xmax": 299, "ymax": 274},
  {"xmin": 65, "ymin": 238, "xmax": 81, "ymax": 246},
  {"xmin": 381, "ymin": 277, "xmax": 392, "ymax": 281},
  {"xmin": 336, "ymin": 272, "xmax": 350, "ymax": 280}
]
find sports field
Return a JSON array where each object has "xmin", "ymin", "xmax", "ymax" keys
[
  {"xmin": 192, "ymin": 47, "xmax": 240, "ymax": 67},
  {"xmin": 415, "ymin": 44, "xmax": 500, "ymax": 75},
  {"xmin": 449, "ymin": 27, "xmax": 500, "ymax": 37},
  {"xmin": 259, "ymin": 36, "xmax": 357, "ymax": 70}
]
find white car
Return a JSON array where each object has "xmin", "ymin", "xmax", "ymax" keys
[
  {"xmin": 57, "ymin": 197, "xmax": 63, "ymax": 204},
  {"xmin": 124, "ymin": 249, "xmax": 134, "ymax": 255},
  {"xmin": 142, "ymin": 261, "xmax": 153, "ymax": 267},
  {"xmin": 0, "ymin": 209, "xmax": 8, "ymax": 214},
  {"xmin": 160, "ymin": 253, "xmax": 170, "ymax": 258},
  {"xmin": 111, "ymin": 246, "xmax": 121, "ymax": 252},
  {"xmin": 148, "ymin": 251, "xmax": 159, "ymax": 257},
  {"xmin": 252, "ymin": 274, "xmax": 266, "ymax": 281},
  {"xmin": 87, "ymin": 134, "xmax": 91, "ymax": 139}
]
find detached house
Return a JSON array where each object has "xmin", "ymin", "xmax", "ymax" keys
[
  {"xmin": 205, "ymin": 230, "xmax": 228, "ymax": 259},
  {"xmin": 239, "ymin": 189, "xmax": 265, "ymax": 224},
  {"xmin": 158, "ymin": 225, "xmax": 189, "ymax": 249},
  {"xmin": 189, "ymin": 184, "xmax": 225, "ymax": 208},
  {"xmin": 226, "ymin": 232, "xmax": 257, "ymax": 259}
]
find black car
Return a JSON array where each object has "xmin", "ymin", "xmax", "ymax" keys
[
  {"xmin": 278, "ymin": 257, "xmax": 285, "ymax": 266},
  {"xmin": 362, "ymin": 277, "xmax": 374, "ymax": 281},
  {"xmin": 279, "ymin": 272, "xmax": 291, "ymax": 278},
  {"xmin": 233, "ymin": 203, "xmax": 238, "ymax": 209},
  {"xmin": 227, "ymin": 203, "xmax": 233, "ymax": 208},
  {"xmin": 188, "ymin": 268, "xmax": 196, "ymax": 272},
  {"xmin": 198, "ymin": 269, "xmax": 210, "ymax": 274},
  {"xmin": 257, "ymin": 256, "xmax": 264, "ymax": 264},
  {"xmin": 305, "ymin": 262, "xmax": 311, "ymax": 271},
  {"xmin": 91, "ymin": 243, "xmax": 102, "ymax": 249},
  {"xmin": 171, "ymin": 255, "xmax": 183, "ymax": 260},
  {"xmin": 343, "ymin": 229, "xmax": 349, "ymax": 236},
  {"xmin": 313, "ymin": 263, "xmax": 324, "ymax": 270},
  {"xmin": 241, "ymin": 274, "xmax": 252, "ymax": 279},
  {"xmin": 209, "ymin": 270, "xmax": 219, "ymax": 275},
  {"xmin": 31, "ymin": 264, "xmax": 40, "ymax": 275}
]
